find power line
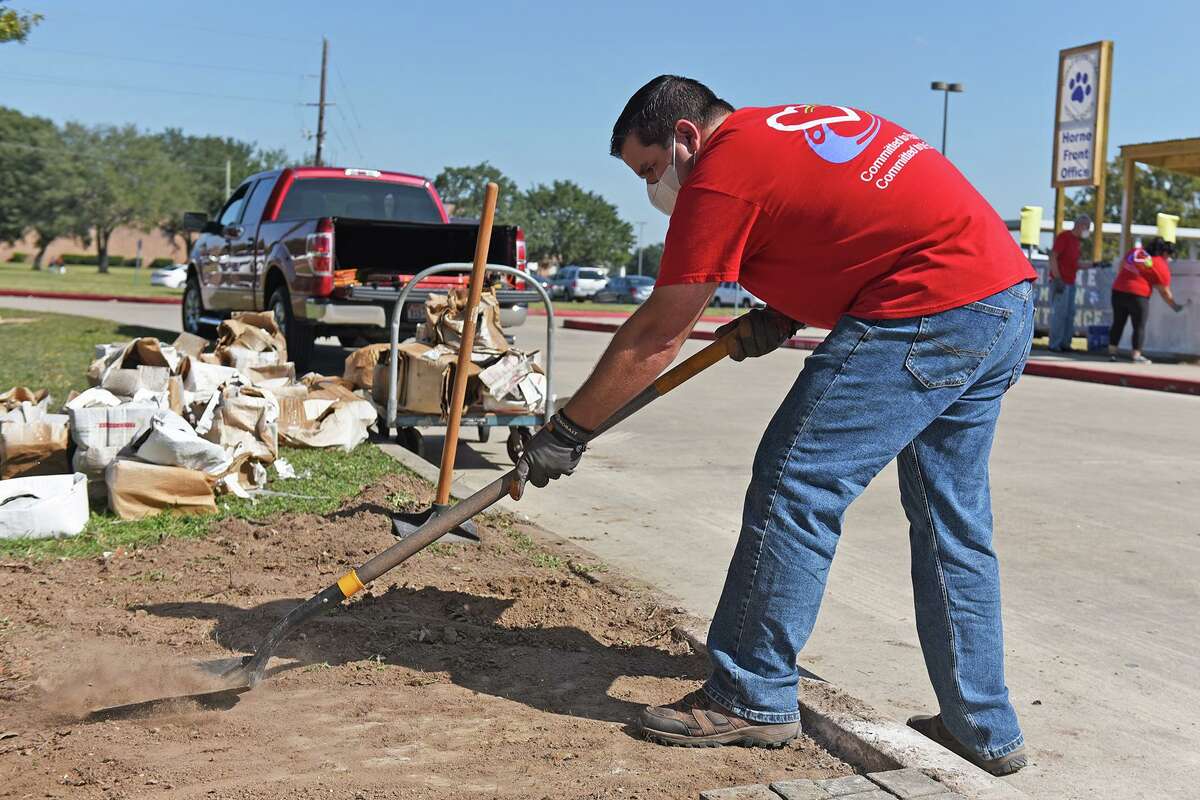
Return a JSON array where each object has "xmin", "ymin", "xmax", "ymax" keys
[
  {"xmin": 334, "ymin": 64, "xmax": 364, "ymax": 130},
  {"xmin": 25, "ymin": 46, "xmax": 305, "ymax": 78},
  {"xmin": 0, "ymin": 71, "xmax": 304, "ymax": 106},
  {"xmin": 334, "ymin": 105, "xmax": 366, "ymax": 162}
]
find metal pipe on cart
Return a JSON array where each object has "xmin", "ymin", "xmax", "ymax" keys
[{"xmin": 385, "ymin": 266, "xmax": 557, "ymax": 438}]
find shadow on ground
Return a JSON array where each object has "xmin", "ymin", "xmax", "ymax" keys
[{"xmin": 139, "ymin": 583, "xmax": 709, "ymax": 727}]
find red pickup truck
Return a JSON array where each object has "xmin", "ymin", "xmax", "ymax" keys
[{"xmin": 181, "ymin": 166, "xmax": 533, "ymax": 366}]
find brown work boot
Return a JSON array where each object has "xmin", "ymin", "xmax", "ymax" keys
[
  {"xmin": 907, "ymin": 713, "xmax": 1028, "ymax": 776},
  {"xmin": 638, "ymin": 690, "xmax": 799, "ymax": 748}
]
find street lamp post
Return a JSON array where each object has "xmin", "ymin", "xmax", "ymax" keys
[
  {"xmin": 636, "ymin": 221, "xmax": 646, "ymax": 276},
  {"xmin": 929, "ymin": 81, "xmax": 963, "ymax": 156}
]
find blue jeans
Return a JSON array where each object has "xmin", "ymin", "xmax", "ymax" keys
[
  {"xmin": 1048, "ymin": 278, "xmax": 1076, "ymax": 350},
  {"xmin": 704, "ymin": 280, "xmax": 1033, "ymax": 761}
]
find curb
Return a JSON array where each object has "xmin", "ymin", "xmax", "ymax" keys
[
  {"xmin": 0, "ymin": 288, "xmax": 182, "ymax": 305},
  {"xmin": 1021, "ymin": 359, "xmax": 1200, "ymax": 395},
  {"xmin": 562, "ymin": 319, "xmax": 1200, "ymax": 397},
  {"xmin": 561, "ymin": 318, "xmax": 828, "ymax": 353},
  {"xmin": 374, "ymin": 438, "xmax": 1028, "ymax": 800},
  {"xmin": 529, "ymin": 308, "xmax": 742, "ymax": 324}
]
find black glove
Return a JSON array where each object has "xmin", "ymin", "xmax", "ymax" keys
[
  {"xmin": 715, "ymin": 307, "xmax": 801, "ymax": 362},
  {"xmin": 517, "ymin": 410, "xmax": 591, "ymax": 493}
]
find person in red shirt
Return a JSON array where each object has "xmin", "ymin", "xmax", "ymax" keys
[
  {"xmin": 518, "ymin": 76, "xmax": 1033, "ymax": 775},
  {"xmin": 1047, "ymin": 216, "xmax": 1102, "ymax": 352},
  {"xmin": 1109, "ymin": 238, "xmax": 1188, "ymax": 363}
]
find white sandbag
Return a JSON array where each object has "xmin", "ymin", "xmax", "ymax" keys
[
  {"xmin": 67, "ymin": 402, "xmax": 159, "ymax": 501},
  {"xmin": 279, "ymin": 401, "xmax": 368, "ymax": 452},
  {"xmin": 132, "ymin": 410, "xmax": 233, "ymax": 476},
  {"xmin": 0, "ymin": 472, "xmax": 89, "ymax": 540},
  {"xmin": 64, "ymin": 387, "xmax": 122, "ymax": 411},
  {"xmin": 182, "ymin": 360, "xmax": 243, "ymax": 397}
]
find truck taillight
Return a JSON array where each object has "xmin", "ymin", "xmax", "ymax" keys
[
  {"xmin": 513, "ymin": 228, "xmax": 527, "ymax": 289},
  {"xmin": 307, "ymin": 217, "xmax": 334, "ymax": 296}
]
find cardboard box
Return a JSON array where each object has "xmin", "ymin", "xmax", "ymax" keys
[
  {"xmin": 343, "ymin": 343, "xmax": 391, "ymax": 390},
  {"xmin": 202, "ymin": 386, "xmax": 278, "ymax": 463},
  {"xmin": 215, "ymin": 312, "xmax": 287, "ymax": 364},
  {"xmin": 105, "ymin": 459, "xmax": 217, "ymax": 521},
  {"xmin": 0, "ymin": 415, "xmax": 70, "ymax": 479}
]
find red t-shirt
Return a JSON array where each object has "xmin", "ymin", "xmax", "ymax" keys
[
  {"xmin": 1052, "ymin": 231, "xmax": 1082, "ymax": 285},
  {"xmin": 1112, "ymin": 247, "xmax": 1170, "ymax": 297},
  {"xmin": 656, "ymin": 105, "xmax": 1035, "ymax": 329}
]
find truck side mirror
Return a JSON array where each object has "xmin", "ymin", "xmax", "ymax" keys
[{"xmin": 182, "ymin": 211, "xmax": 208, "ymax": 233}]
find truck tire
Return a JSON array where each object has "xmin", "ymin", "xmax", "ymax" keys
[
  {"xmin": 268, "ymin": 284, "xmax": 314, "ymax": 370},
  {"xmin": 182, "ymin": 272, "xmax": 206, "ymax": 335}
]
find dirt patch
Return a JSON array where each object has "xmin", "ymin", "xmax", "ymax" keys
[{"xmin": 0, "ymin": 472, "xmax": 850, "ymax": 798}]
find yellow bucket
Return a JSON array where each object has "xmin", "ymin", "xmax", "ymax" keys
[
  {"xmin": 1019, "ymin": 206, "xmax": 1043, "ymax": 246},
  {"xmin": 1157, "ymin": 212, "xmax": 1180, "ymax": 243}
]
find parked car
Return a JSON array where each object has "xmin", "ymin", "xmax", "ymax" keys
[
  {"xmin": 181, "ymin": 165, "xmax": 535, "ymax": 367},
  {"xmin": 594, "ymin": 275, "xmax": 655, "ymax": 304},
  {"xmin": 149, "ymin": 263, "xmax": 188, "ymax": 289},
  {"xmin": 713, "ymin": 281, "xmax": 765, "ymax": 308},
  {"xmin": 550, "ymin": 266, "xmax": 608, "ymax": 301}
]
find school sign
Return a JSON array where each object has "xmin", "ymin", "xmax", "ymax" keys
[{"xmin": 1051, "ymin": 41, "xmax": 1112, "ymax": 188}]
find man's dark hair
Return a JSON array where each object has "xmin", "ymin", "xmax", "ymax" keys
[
  {"xmin": 1147, "ymin": 237, "xmax": 1176, "ymax": 258},
  {"xmin": 610, "ymin": 75, "xmax": 734, "ymax": 157}
]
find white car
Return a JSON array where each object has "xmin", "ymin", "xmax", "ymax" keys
[
  {"xmin": 150, "ymin": 263, "xmax": 188, "ymax": 289},
  {"xmin": 713, "ymin": 281, "xmax": 765, "ymax": 308},
  {"xmin": 552, "ymin": 266, "xmax": 609, "ymax": 301}
]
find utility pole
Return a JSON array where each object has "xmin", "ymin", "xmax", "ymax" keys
[
  {"xmin": 224, "ymin": 158, "xmax": 231, "ymax": 198},
  {"xmin": 313, "ymin": 37, "xmax": 329, "ymax": 166}
]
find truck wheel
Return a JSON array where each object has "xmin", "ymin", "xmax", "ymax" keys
[
  {"xmin": 268, "ymin": 284, "xmax": 314, "ymax": 369},
  {"xmin": 477, "ymin": 425, "xmax": 491, "ymax": 444},
  {"xmin": 182, "ymin": 272, "xmax": 206, "ymax": 335},
  {"xmin": 397, "ymin": 427, "xmax": 424, "ymax": 459}
]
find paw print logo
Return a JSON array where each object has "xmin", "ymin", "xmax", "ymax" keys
[{"xmin": 1069, "ymin": 72, "xmax": 1092, "ymax": 104}]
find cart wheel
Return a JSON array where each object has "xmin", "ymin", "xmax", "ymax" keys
[
  {"xmin": 396, "ymin": 427, "xmax": 424, "ymax": 459},
  {"xmin": 477, "ymin": 425, "xmax": 491, "ymax": 444},
  {"xmin": 506, "ymin": 426, "xmax": 534, "ymax": 464}
]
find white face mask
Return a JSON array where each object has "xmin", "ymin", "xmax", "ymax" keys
[{"xmin": 647, "ymin": 135, "xmax": 682, "ymax": 216}]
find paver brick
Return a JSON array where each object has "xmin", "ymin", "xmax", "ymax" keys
[
  {"xmin": 866, "ymin": 768, "xmax": 946, "ymax": 798},
  {"xmin": 769, "ymin": 778, "xmax": 832, "ymax": 799},
  {"xmin": 699, "ymin": 784, "xmax": 781, "ymax": 800},
  {"xmin": 815, "ymin": 775, "xmax": 879, "ymax": 796}
]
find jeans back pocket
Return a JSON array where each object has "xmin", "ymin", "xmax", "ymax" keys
[{"xmin": 905, "ymin": 301, "xmax": 1011, "ymax": 389}]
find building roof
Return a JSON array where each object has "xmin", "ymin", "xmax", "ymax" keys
[{"xmin": 1119, "ymin": 137, "xmax": 1200, "ymax": 177}]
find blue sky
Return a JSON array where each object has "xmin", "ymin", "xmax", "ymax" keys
[{"xmin": 3, "ymin": 0, "xmax": 1198, "ymax": 247}]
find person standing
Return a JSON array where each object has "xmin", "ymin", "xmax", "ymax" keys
[
  {"xmin": 1047, "ymin": 214, "xmax": 1095, "ymax": 352},
  {"xmin": 1109, "ymin": 238, "xmax": 1188, "ymax": 363},
  {"xmin": 519, "ymin": 75, "xmax": 1035, "ymax": 776}
]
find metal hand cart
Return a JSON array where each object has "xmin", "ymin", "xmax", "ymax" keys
[{"xmin": 380, "ymin": 263, "xmax": 556, "ymax": 464}]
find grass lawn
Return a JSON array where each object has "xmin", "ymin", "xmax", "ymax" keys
[
  {"xmin": 0, "ymin": 260, "xmax": 180, "ymax": 298},
  {"xmin": 0, "ymin": 311, "xmax": 405, "ymax": 560}
]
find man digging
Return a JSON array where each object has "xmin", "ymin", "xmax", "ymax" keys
[{"xmin": 519, "ymin": 75, "xmax": 1033, "ymax": 777}]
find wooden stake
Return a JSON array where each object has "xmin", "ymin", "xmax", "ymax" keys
[{"xmin": 436, "ymin": 182, "xmax": 499, "ymax": 506}]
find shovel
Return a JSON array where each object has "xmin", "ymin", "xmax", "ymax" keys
[{"xmin": 88, "ymin": 327, "xmax": 738, "ymax": 720}]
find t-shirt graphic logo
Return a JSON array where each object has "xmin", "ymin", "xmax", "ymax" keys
[{"xmin": 766, "ymin": 105, "xmax": 882, "ymax": 164}]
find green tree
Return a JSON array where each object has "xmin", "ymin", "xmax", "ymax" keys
[
  {"xmin": 0, "ymin": 107, "xmax": 88, "ymax": 268},
  {"xmin": 0, "ymin": 3, "xmax": 41, "ymax": 43},
  {"xmin": 156, "ymin": 129, "xmax": 287, "ymax": 256},
  {"xmin": 60, "ymin": 123, "xmax": 187, "ymax": 273},
  {"xmin": 520, "ymin": 180, "xmax": 634, "ymax": 268},
  {"xmin": 1065, "ymin": 158, "xmax": 1200, "ymax": 259},
  {"xmin": 433, "ymin": 162, "xmax": 522, "ymax": 223},
  {"xmin": 627, "ymin": 242, "xmax": 664, "ymax": 277}
]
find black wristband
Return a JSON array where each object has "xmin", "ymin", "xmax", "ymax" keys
[{"xmin": 551, "ymin": 409, "xmax": 593, "ymax": 444}]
